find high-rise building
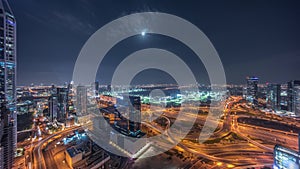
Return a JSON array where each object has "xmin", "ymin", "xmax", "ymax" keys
[
  {"xmin": 0, "ymin": 0, "xmax": 17, "ymax": 168},
  {"xmin": 48, "ymin": 94, "xmax": 58, "ymax": 122},
  {"xmin": 76, "ymin": 86, "xmax": 88, "ymax": 116},
  {"xmin": 95, "ymin": 81, "xmax": 99, "ymax": 96},
  {"xmin": 246, "ymin": 76, "xmax": 259, "ymax": 104},
  {"xmin": 280, "ymin": 84, "xmax": 288, "ymax": 110},
  {"xmin": 287, "ymin": 80, "xmax": 300, "ymax": 116},
  {"xmin": 128, "ymin": 96, "xmax": 141, "ymax": 136},
  {"xmin": 107, "ymin": 84, "xmax": 111, "ymax": 93},
  {"xmin": 0, "ymin": 119, "xmax": 2, "ymax": 168},
  {"xmin": 266, "ymin": 83, "xmax": 281, "ymax": 111},
  {"xmin": 57, "ymin": 87, "xmax": 68, "ymax": 121},
  {"xmin": 66, "ymin": 82, "xmax": 75, "ymax": 115},
  {"xmin": 113, "ymin": 95, "xmax": 142, "ymax": 137}
]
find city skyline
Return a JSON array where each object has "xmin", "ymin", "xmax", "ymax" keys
[
  {"xmin": 9, "ymin": 0, "xmax": 300, "ymax": 85},
  {"xmin": 1, "ymin": 1, "xmax": 300, "ymax": 169}
]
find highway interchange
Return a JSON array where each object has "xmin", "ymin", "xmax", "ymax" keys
[
  {"xmin": 143, "ymin": 96, "xmax": 297, "ymax": 168},
  {"xmin": 18, "ymin": 96, "xmax": 299, "ymax": 169}
]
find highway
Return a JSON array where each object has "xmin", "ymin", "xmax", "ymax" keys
[
  {"xmin": 153, "ymin": 96, "xmax": 276, "ymax": 168},
  {"xmin": 31, "ymin": 126, "xmax": 81, "ymax": 169},
  {"xmin": 24, "ymin": 95, "xmax": 297, "ymax": 169}
]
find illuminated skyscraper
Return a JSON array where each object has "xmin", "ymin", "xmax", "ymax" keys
[
  {"xmin": 266, "ymin": 84, "xmax": 281, "ymax": 111},
  {"xmin": 288, "ymin": 80, "xmax": 300, "ymax": 116},
  {"xmin": 57, "ymin": 87, "xmax": 68, "ymax": 121},
  {"xmin": 280, "ymin": 84, "xmax": 288, "ymax": 110},
  {"xmin": 128, "ymin": 96, "xmax": 141, "ymax": 136},
  {"xmin": 48, "ymin": 94, "xmax": 58, "ymax": 122},
  {"xmin": 246, "ymin": 76, "xmax": 259, "ymax": 104},
  {"xmin": 0, "ymin": 0, "xmax": 17, "ymax": 168},
  {"xmin": 95, "ymin": 81, "xmax": 99, "ymax": 96},
  {"xmin": 66, "ymin": 82, "xmax": 75, "ymax": 115},
  {"xmin": 76, "ymin": 86, "xmax": 88, "ymax": 116}
]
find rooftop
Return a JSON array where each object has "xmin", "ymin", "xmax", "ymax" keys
[{"xmin": 66, "ymin": 147, "xmax": 80, "ymax": 158}]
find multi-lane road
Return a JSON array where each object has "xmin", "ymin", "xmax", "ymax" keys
[
  {"xmin": 152, "ymin": 96, "xmax": 296, "ymax": 168},
  {"xmin": 24, "ymin": 95, "xmax": 299, "ymax": 169},
  {"xmin": 29, "ymin": 126, "xmax": 81, "ymax": 169}
]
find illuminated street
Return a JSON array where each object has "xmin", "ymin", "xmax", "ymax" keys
[{"xmin": 1, "ymin": 1, "xmax": 299, "ymax": 169}]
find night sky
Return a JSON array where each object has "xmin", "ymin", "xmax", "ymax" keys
[{"xmin": 10, "ymin": 0, "xmax": 300, "ymax": 86}]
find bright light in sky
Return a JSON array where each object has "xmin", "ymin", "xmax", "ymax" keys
[{"xmin": 141, "ymin": 31, "xmax": 146, "ymax": 36}]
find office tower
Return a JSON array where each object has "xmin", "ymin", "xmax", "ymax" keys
[
  {"xmin": 66, "ymin": 82, "xmax": 75, "ymax": 115},
  {"xmin": 48, "ymin": 94, "xmax": 58, "ymax": 122},
  {"xmin": 107, "ymin": 84, "xmax": 111, "ymax": 93},
  {"xmin": 76, "ymin": 86, "xmax": 88, "ymax": 116},
  {"xmin": 0, "ymin": 148, "xmax": 2, "ymax": 169},
  {"xmin": 287, "ymin": 80, "xmax": 300, "ymax": 116},
  {"xmin": 0, "ymin": 119, "xmax": 2, "ymax": 168},
  {"xmin": 246, "ymin": 76, "xmax": 259, "ymax": 104},
  {"xmin": 67, "ymin": 82, "xmax": 74, "ymax": 100},
  {"xmin": 128, "ymin": 96, "xmax": 141, "ymax": 136},
  {"xmin": 266, "ymin": 83, "xmax": 281, "ymax": 111},
  {"xmin": 57, "ymin": 87, "xmax": 68, "ymax": 121},
  {"xmin": 95, "ymin": 81, "xmax": 99, "ymax": 96},
  {"xmin": 280, "ymin": 84, "xmax": 288, "ymax": 110},
  {"xmin": 0, "ymin": 0, "xmax": 17, "ymax": 168}
]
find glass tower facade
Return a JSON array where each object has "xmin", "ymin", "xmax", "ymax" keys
[
  {"xmin": 48, "ymin": 94, "xmax": 58, "ymax": 122},
  {"xmin": 246, "ymin": 76, "xmax": 259, "ymax": 104},
  {"xmin": 288, "ymin": 80, "xmax": 300, "ymax": 116},
  {"xmin": 128, "ymin": 96, "xmax": 141, "ymax": 136},
  {"xmin": 76, "ymin": 86, "xmax": 88, "ymax": 116},
  {"xmin": 0, "ymin": 0, "xmax": 17, "ymax": 168},
  {"xmin": 267, "ymin": 84, "xmax": 281, "ymax": 111},
  {"xmin": 57, "ymin": 87, "xmax": 68, "ymax": 122}
]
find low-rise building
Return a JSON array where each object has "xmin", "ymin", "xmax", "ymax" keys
[{"xmin": 65, "ymin": 147, "xmax": 83, "ymax": 169}]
